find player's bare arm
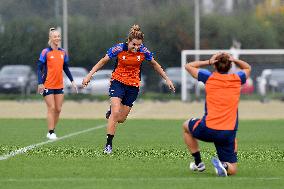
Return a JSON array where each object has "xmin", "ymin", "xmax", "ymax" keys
[
  {"xmin": 228, "ymin": 54, "xmax": 251, "ymax": 78},
  {"xmin": 149, "ymin": 58, "xmax": 175, "ymax": 92},
  {"xmin": 82, "ymin": 55, "xmax": 110, "ymax": 87},
  {"xmin": 185, "ymin": 60, "xmax": 210, "ymax": 79},
  {"xmin": 185, "ymin": 52, "xmax": 222, "ymax": 79}
]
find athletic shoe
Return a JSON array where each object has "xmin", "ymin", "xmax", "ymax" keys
[
  {"xmin": 211, "ymin": 158, "xmax": 227, "ymax": 177},
  {"xmin": 189, "ymin": 162, "xmax": 206, "ymax": 172},
  {"xmin": 105, "ymin": 109, "xmax": 111, "ymax": 119},
  {"xmin": 104, "ymin": 145, "xmax": 112, "ymax": 154},
  {"xmin": 47, "ymin": 133, "xmax": 58, "ymax": 140}
]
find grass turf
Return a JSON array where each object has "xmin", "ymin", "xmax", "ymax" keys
[{"xmin": 0, "ymin": 119, "xmax": 283, "ymax": 189}]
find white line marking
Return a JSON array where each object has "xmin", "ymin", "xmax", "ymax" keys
[
  {"xmin": 0, "ymin": 177, "xmax": 281, "ymax": 182},
  {"xmin": 0, "ymin": 124, "xmax": 106, "ymax": 161}
]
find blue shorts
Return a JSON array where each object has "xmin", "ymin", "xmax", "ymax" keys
[
  {"xmin": 109, "ymin": 80, "xmax": 139, "ymax": 107},
  {"xmin": 43, "ymin": 88, "xmax": 64, "ymax": 97},
  {"xmin": 188, "ymin": 118, "xmax": 237, "ymax": 163}
]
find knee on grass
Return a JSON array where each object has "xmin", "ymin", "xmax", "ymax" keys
[{"xmin": 227, "ymin": 163, "xmax": 237, "ymax": 175}]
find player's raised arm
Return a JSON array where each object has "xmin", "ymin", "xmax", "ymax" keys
[
  {"xmin": 82, "ymin": 55, "xmax": 110, "ymax": 87},
  {"xmin": 185, "ymin": 52, "xmax": 221, "ymax": 79},
  {"xmin": 228, "ymin": 54, "xmax": 251, "ymax": 78},
  {"xmin": 185, "ymin": 60, "xmax": 210, "ymax": 79}
]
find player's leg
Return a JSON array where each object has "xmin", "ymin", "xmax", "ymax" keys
[
  {"xmin": 117, "ymin": 105, "xmax": 132, "ymax": 123},
  {"xmin": 183, "ymin": 118, "xmax": 205, "ymax": 172},
  {"xmin": 183, "ymin": 119, "xmax": 200, "ymax": 153},
  {"xmin": 116, "ymin": 84, "xmax": 139, "ymax": 123},
  {"xmin": 105, "ymin": 80, "xmax": 124, "ymax": 120},
  {"xmin": 53, "ymin": 92, "xmax": 64, "ymax": 132},
  {"xmin": 107, "ymin": 97, "xmax": 123, "ymax": 134},
  {"xmin": 211, "ymin": 158, "xmax": 237, "ymax": 176},
  {"xmin": 104, "ymin": 95, "xmax": 134, "ymax": 153},
  {"xmin": 224, "ymin": 162, "xmax": 237, "ymax": 175},
  {"xmin": 104, "ymin": 97, "xmax": 122, "ymax": 154},
  {"xmin": 44, "ymin": 91, "xmax": 57, "ymax": 139},
  {"xmin": 104, "ymin": 80, "xmax": 126, "ymax": 153},
  {"xmin": 211, "ymin": 159, "xmax": 237, "ymax": 176},
  {"xmin": 213, "ymin": 133, "xmax": 237, "ymax": 176}
]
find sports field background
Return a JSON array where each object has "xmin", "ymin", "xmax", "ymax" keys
[
  {"xmin": 0, "ymin": 100, "xmax": 283, "ymax": 119},
  {"xmin": 0, "ymin": 101, "xmax": 284, "ymax": 189},
  {"xmin": 0, "ymin": 118, "xmax": 283, "ymax": 189},
  {"xmin": 0, "ymin": 100, "xmax": 283, "ymax": 189}
]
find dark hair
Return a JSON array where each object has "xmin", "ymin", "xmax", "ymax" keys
[
  {"xmin": 128, "ymin": 24, "xmax": 144, "ymax": 41},
  {"xmin": 215, "ymin": 53, "xmax": 232, "ymax": 73}
]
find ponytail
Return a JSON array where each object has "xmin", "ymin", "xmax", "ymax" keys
[{"xmin": 128, "ymin": 24, "xmax": 144, "ymax": 41}]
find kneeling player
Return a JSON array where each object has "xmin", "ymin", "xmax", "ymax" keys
[{"xmin": 183, "ymin": 52, "xmax": 251, "ymax": 176}]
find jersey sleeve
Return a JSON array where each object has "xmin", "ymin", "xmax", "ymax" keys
[
  {"xmin": 37, "ymin": 49, "xmax": 49, "ymax": 84},
  {"xmin": 107, "ymin": 43, "xmax": 124, "ymax": 59},
  {"xmin": 140, "ymin": 45, "xmax": 153, "ymax": 61},
  {"xmin": 63, "ymin": 50, "xmax": 69, "ymax": 63},
  {"xmin": 198, "ymin": 69, "xmax": 212, "ymax": 84},
  {"xmin": 63, "ymin": 62, "xmax": 74, "ymax": 82},
  {"xmin": 61, "ymin": 49, "xmax": 73, "ymax": 82},
  {"xmin": 39, "ymin": 48, "xmax": 48, "ymax": 63},
  {"xmin": 237, "ymin": 71, "xmax": 247, "ymax": 85},
  {"xmin": 37, "ymin": 60, "xmax": 44, "ymax": 84}
]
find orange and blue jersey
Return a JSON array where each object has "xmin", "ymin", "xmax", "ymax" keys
[
  {"xmin": 198, "ymin": 69, "xmax": 247, "ymax": 131},
  {"xmin": 37, "ymin": 47, "xmax": 73, "ymax": 89},
  {"xmin": 107, "ymin": 43, "xmax": 153, "ymax": 87}
]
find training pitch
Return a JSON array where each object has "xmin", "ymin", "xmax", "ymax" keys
[{"xmin": 0, "ymin": 119, "xmax": 283, "ymax": 189}]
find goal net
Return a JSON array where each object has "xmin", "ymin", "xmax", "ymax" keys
[{"xmin": 181, "ymin": 49, "xmax": 284, "ymax": 102}]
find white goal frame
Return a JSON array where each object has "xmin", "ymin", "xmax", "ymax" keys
[{"xmin": 181, "ymin": 49, "xmax": 284, "ymax": 101}]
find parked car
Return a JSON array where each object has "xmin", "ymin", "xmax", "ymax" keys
[
  {"xmin": 0, "ymin": 65, "xmax": 37, "ymax": 95},
  {"xmin": 257, "ymin": 69, "xmax": 284, "ymax": 96},
  {"xmin": 64, "ymin": 67, "xmax": 92, "ymax": 94},
  {"xmin": 268, "ymin": 69, "xmax": 284, "ymax": 93},
  {"xmin": 159, "ymin": 67, "xmax": 198, "ymax": 93}
]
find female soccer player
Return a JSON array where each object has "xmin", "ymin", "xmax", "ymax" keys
[
  {"xmin": 82, "ymin": 24, "xmax": 175, "ymax": 154},
  {"xmin": 183, "ymin": 52, "xmax": 251, "ymax": 176},
  {"xmin": 37, "ymin": 28, "xmax": 77, "ymax": 140}
]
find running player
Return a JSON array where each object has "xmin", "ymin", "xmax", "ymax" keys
[
  {"xmin": 82, "ymin": 24, "xmax": 175, "ymax": 154},
  {"xmin": 183, "ymin": 52, "xmax": 251, "ymax": 176},
  {"xmin": 37, "ymin": 27, "xmax": 78, "ymax": 140}
]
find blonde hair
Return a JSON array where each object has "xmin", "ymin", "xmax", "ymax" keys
[
  {"xmin": 48, "ymin": 27, "xmax": 59, "ymax": 46},
  {"xmin": 128, "ymin": 24, "xmax": 144, "ymax": 41}
]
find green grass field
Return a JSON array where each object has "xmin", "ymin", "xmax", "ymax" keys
[{"xmin": 0, "ymin": 119, "xmax": 283, "ymax": 189}]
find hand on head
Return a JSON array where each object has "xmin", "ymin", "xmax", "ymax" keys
[
  {"xmin": 210, "ymin": 52, "xmax": 234, "ymax": 65},
  {"xmin": 209, "ymin": 52, "xmax": 222, "ymax": 65}
]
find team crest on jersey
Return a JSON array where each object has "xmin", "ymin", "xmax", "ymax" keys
[
  {"xmin": 122, "ymin": 56, "xmax": 126, "ymax": 60},
  {"xmin": 137, "ymin": 56, "xmax": 141, "ymax": 61}
]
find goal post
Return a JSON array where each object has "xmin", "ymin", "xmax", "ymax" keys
[{"xmin": 181, "ymin": 49, "xmax": 284, "ymax": 102}]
